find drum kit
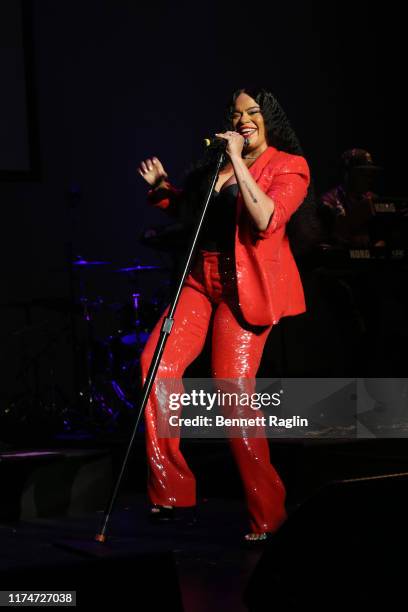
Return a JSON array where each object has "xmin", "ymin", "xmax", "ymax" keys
[
  {"xmin": 69, "ymin": 256, "xmax": 170, "ymax": 430},
  {"xmin": 1, "ymin": 255, "xmax": 170, "ymax": 435}
]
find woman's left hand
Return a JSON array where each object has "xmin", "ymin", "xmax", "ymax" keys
[{"xmin": 214, "ymin": 131, "xmax": 245, "ymax": 158}]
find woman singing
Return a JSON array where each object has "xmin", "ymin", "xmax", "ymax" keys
[{"xmin": 137, "ymin": 87, "xmax": 313, "ymax": 542}]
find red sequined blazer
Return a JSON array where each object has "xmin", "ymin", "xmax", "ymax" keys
[{"xmin": 147, "ymin": 146, "xmax": 310, "ymax": 326}]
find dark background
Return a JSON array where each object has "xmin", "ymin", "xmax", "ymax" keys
[
  {"xmin": 0, "ymin": 0, "xmax": 32, "ymax": 174},
  {"xmin": 0, "ymin": 0, "xmax": 406, "ymax": 411}
]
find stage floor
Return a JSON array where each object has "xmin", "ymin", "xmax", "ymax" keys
[{"xmin": 1, "ymin": 494, "xmax": 265, "ymax": 611}]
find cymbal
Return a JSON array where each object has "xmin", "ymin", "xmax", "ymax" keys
[
  {"xmin": 116, "ymin": 264, "xmax": 164, "ymax": 273},
  {"xmin": 72, "ymin": 258, "xmax": 111, "ymax": 266}
]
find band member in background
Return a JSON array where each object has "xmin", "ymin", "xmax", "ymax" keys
[{"xmin": 319, "ymin": 148, "xmax": 384, "ymax": 248}]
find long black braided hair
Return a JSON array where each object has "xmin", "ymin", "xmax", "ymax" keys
[{"xmin": 181, "ymin": 87, "xmax": 324, "ymax": 257}]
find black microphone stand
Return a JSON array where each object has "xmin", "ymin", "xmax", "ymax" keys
[{"xmin": 95, "ymin": 144, "xmax": 226, "ymax": 543}]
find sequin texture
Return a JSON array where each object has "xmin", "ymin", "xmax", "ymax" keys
[{"xmin": 140, "ymin": 249, "xmax": 287, "ymax": 532}]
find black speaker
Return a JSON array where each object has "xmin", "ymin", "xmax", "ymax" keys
[{"xmin": 244, "ymin": 473, "xmax": 408, "ymax": 610}]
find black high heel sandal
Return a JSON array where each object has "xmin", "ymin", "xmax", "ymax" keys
[
  {"xmin": 243, "ymin": 532, "xmax": 273, "ymax": 545},
  {"xmin": 149, "ymin": 505, "xmax": 175, "ymax": 522}
]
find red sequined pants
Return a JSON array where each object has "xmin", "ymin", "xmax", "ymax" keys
[{"xmin": 140, "ymin": 250, "xmax": 287, "ymax": 533}]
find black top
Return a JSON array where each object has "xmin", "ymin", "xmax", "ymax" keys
[{"xmin": 198, "ymin": 183, "xmax": 239, "ymax": 252}]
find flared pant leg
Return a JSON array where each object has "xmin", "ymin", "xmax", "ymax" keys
[
  {"xmin": 140, "ymin": 285, "xmax": 213, "ymax": 507},
  {"xmin": 211, "ymin": 301, "xmax": 287, "ymax": 534}
]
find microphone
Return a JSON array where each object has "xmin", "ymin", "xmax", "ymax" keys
[
  {"xmin": 203, "ymin": 136, "xmax": 227, "ymax": 148},
  {"xmin": 204, "ymin": 136, "xmax": 249, "ymax": 148}
]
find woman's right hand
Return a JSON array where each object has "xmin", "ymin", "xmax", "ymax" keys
[{"xmin": 137, "ymin": 157, "xmax": 168, "ymax": 189}]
